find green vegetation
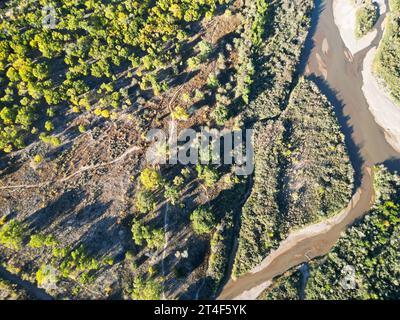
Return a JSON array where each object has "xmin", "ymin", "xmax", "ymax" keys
[
  {"xmin": 260, "ymin": 166, "xmax": 400, "ymax": 300},
  {"xmin": 139, "ymin": 168, "xmax": 162, "ymax": 191},
  {"xmin": 196, "ymin": 164, "xmax": 219, "ymax": 187},
  {"xmin": 0, "ymin": 219, "xmax": 25, "ymax": 250},
  {"xmin": 131, "ymin": 276, "xmax": 162, "ymax": 300},
  {"xmin": 234, "ymin": 78, "xmax": 354, "ymax": 276},
  {"xmin": 207, "ymin": 211, "xmax": 234, "ymax": 293},
  {"xmin": 131, "ymin": 219, "xmax": 165, "ymax": 249},
  {"xmin": 0, "ymin": 0, "xmax": 228, "ymax": 152},
  {"xmin": 28, "ymin": 234, "xmax": 58, "ymax": 249},
  {"xmin": 190, "ymin": 207, "xmax": 216, "ymax": 235},
  {"xmin": 374, "ymin": 1, "xmax": 400, "ymax": 104},
  {"xmin": 355, "ymin": 1, "xmax": 379, "ymax": 38},
  {"xmin": 135, "ymin": 190, "xmax": 157, "ymax": 214},
  {"xmin": 259, "ymin": 269, "xmax": 302, "ymax": 300},
  {"xmin": 244, "ymin": 0, "xmax": 313, "ymax": 120},
  {"xmin": 171, "ymin": 106, "xmax": 190, "ymax": 121}
]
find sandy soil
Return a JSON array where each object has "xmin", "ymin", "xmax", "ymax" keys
[
  {"xmin": 233, "ymin": 281, "xmax": 272, "ymax": 300},
  {"xmin": 362, "ymin": 47, "xmax": 400, "ymax": 153},
  {"xmin": 333, "ymin": 0, "xmax": 386, "ymax": 55}
]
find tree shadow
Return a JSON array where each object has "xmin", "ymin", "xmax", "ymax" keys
[{"xmin": 23, "ymin": 188, "xmax": 84, "ymax": 234}]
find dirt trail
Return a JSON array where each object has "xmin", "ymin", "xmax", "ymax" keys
[
  {"xmin": 219, "ymin": 0, "xmax": 400, "ymax": 300},
  {"xmin": 0, "ymin": 145, "xmax": 140, "ymax": 191}
]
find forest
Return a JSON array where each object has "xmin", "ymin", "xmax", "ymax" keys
[
  {"xmin": 0, "ymin": 0, "xmax": 263, "ymax": 299},
  {"xmin": 0, "ymin": 0, "xmax": 229, "ymax": 152}
]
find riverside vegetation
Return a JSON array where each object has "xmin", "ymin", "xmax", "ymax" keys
[
  {"xmin": 260, "ymin": 166, "xmax": 400, "ymax": 300},
  {"xmin": 355, "ymin": 0, "xmax": 379, "ymax": 38},
  {"xmin": 233, "ymin": 78, "xmax": 354, "ymax": 276},
  {"xmin": 374, "ymin": 0, "xmax": 400, "ymax": 104}
]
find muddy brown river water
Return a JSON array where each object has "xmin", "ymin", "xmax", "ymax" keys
[{"xmin": 219, "ymin": 0, "xmax": 400, "ymax": 300}]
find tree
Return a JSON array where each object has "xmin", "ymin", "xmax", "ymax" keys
[
  {"xmin": 164, "ymin": 184, "xmax": 180, "ymax": 206},
  {"xmin": 45, "ymin": 121, "xmax": 54, "ymax": 131},
  {"xmin": 135, "ymin": 190, "xmax": 157, "ymax": 214},
  {"xmin": 139, "ymin": 168, "xmax": 162, "ymax": 190},
  {"xmin": 190, "ymin": 207, "xmax": 216, "ymax": 235},
  {"xmin": 131, "ymin": 219, "xmax": 165, "ymax": 249},
  {"xmin": 197, "ymin": 40, "xmax": 213, "ymax": 61},
  {"xmin": 0, "ymin": 220, "xmax": 25, "ymax": 250},
  {"xmin": 196, "ymin": 164, "xmax": 219, "ymax": 187},
  {"xmin": 131, "ymin": 276, "xmax": 162, "ymax": 300},
  {"xmin": 171, "ymin": 106, "xmax": 189, "ymax": 121},
  {"xmin": 211, "ymin": 103, "xmax": 229, "ymax": 126}
]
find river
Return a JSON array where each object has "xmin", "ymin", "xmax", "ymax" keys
[{"xmin": 219, "ymin": 0, "xmax": 400, "ymax": 300}]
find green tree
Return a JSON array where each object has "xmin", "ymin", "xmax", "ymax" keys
[
  {"xmin": 135, "ymin": 190, "xmax": 157, "ymax": 214},
  {"xmin": 139, "ymin": 168, "xmax": 162, "ymax": 190},
  {"xmin": 196, "ymin": 164, "xmax": 219, "ymax": 187},
  {"xmin": 190, "ymin": 207, "xmax": 216, "ymax": 235},
  {"xmin": 0, "ymin": 220, "xmax": 25, "ymax": 250},
  {"xmin": 131, "ymin": 276, "xmax": 162, "ymax": 300}
]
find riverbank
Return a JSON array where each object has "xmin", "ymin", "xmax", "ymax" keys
[
  {"xmin": 333, "ymin": 0, "xmax": 386, "ymax": 55},
  {"xmin": 333, "ymin": 0, "xmax": 400, "ymax": 151},
  {"xmin": 362, "ymin": 47, "xmax": 400, "ymax": 153}
]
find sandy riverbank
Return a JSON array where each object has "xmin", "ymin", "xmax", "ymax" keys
[
  {"xmin": 333, "ymin": 0, "xmax": 386, "ymax": 55},
  {"xmin": 362, "ymin": 47, "xmax": 400, "ymax": 153}
]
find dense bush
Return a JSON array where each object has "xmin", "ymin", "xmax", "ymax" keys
[
  {"xmin": 196, "ymin": 164, "xmax": 219, "ymax": 187},
  {"xmin": 139, "ymin": 168, "xmax": 162, "ymax": 191},
  {"xmin": 131, "ymin": 219, "xmax": 165, "ymax": 250},
  {"xmin": 131, "ymin": 276, "xmax": 162, "ymax": 300},
  {"xmin": 135, "ymin": 190, "xmax": 157, "ymax": 214},
  {"xmin": 234, "ymin": 79, "xmax": 354, "ymax": 276},
  {"xmin": 355, "ymin": 2, "xmax": 379, "ymax": 38}
]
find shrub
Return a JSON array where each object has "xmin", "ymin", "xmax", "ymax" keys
[
  {"xmin": 211, "ymin": 104, "xmax": 229, "ymax": 126},
  {"xmin": 33, "ymin": 154, "xmax": 43, "ymax": 164},
  {"xmin": 197, "ymin": 40, "xmax": 213, "ymax": 60},
  {"xmin": 44, "ymin": 121, "xmax": 54, "ymax": 131},
  {"xmin": 207, "ymin": 73, "xmax": 220, "ymax": 88},
  {"xmin": 374, "ymin": 6, "xmax": 400, "ymax": 104},
  {"xmin": 171, "ymin": 106, "xmax": 189, "ymax": 121},
  {"xmin": 29, "ymin": 234, "xmax": 58, "ymax": 249},
  {"xmin": 164, "ymin": 184, "xmax": 180, "ymax": 206},
  {"xmin": 50, "ymin": 136, "xmax": 61, "ymax": 147},
  {"xmin": 131, "ymin": 220, "xmax": 165, "ymax": 249},
  {"xmin": 196, "ymin": 164, "xmax": 219, "ymax": 187}
]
